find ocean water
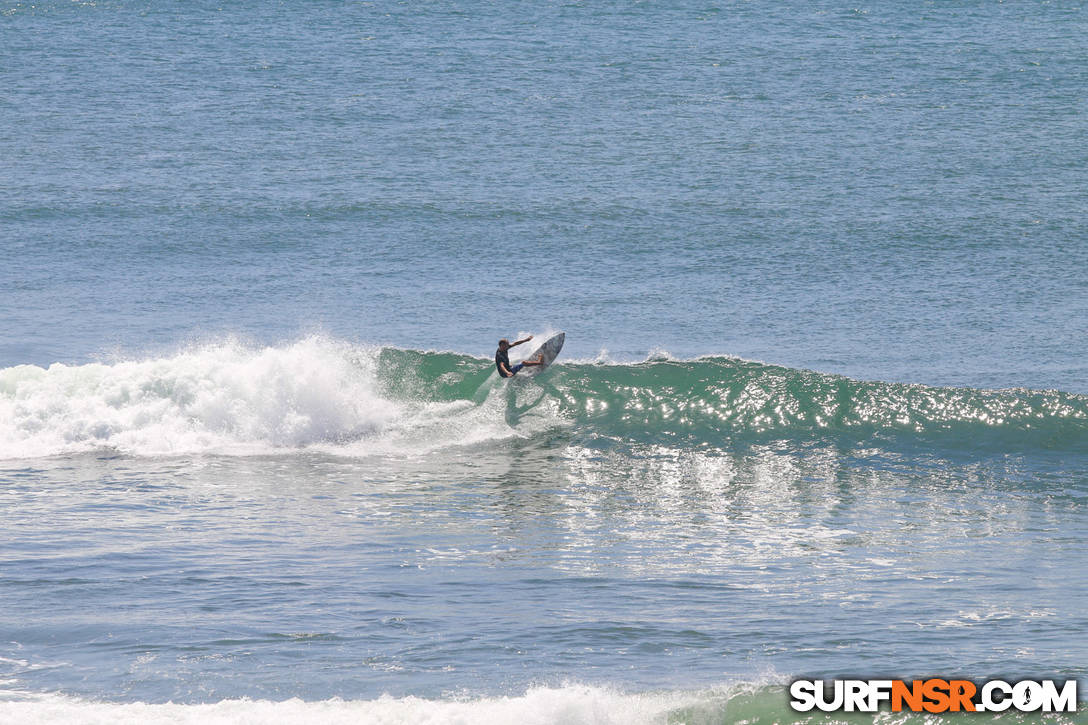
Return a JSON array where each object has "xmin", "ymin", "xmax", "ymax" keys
[{"xmin": 2, "ymin": 1, "xmax": 1087, "ymax": 723}]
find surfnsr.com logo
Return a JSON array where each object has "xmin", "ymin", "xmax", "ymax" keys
[{"xmin": 789, "ymin": 679, "xmax": 1078, "ymax": 714}]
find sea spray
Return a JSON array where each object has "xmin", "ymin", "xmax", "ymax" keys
[{"xmin": 0, "ymin": 338, "xmax": 401, "ymax": 458}]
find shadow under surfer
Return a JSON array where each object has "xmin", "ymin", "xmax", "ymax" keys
[{"xmin": 495, "ymin": 336, "xmax": 543, "ymax": 378}]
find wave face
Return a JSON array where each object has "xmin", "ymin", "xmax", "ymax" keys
[
  {"xmin": 384, "ymin": 347, "xmax": 1088, "ymax": 454},
  {"xmin": 2, "ymin": 338, "xmax": 1086, "ymax": 459},
  {"xmin": 546, "ymin": 356, "xmax": 1088, "ymax": 452}
]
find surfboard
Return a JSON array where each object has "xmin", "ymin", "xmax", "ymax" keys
[{"xmin": 523, "ymin": 332, "xmax": 564, "ymax": 373}]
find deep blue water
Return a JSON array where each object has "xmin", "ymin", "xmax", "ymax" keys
[{"xmin": 1, "ymin": 1, "xmax": 1087, "ymax": 722}]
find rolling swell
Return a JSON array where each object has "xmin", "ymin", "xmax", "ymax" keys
[
  {"xmin": 1, "ymin": 339, "xmax": 1085, "ymax": 460},
  {"xmin": 379, "ymin": 348, "xmax": 1088, "ymax": 453}
]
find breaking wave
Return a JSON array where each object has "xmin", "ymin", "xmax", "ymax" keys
[{"xmin": 1, "ymin": 336, "xmax": 1085, "ymax": 460}]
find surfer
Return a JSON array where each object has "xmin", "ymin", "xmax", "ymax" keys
[{"xmin": 495, "ymin": 336, "xmax": 543, "ymax": 378}]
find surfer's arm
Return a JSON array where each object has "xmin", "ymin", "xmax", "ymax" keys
[{"xmin": 511, "ymin": 336, "xmax": 533, "ymax": 347}]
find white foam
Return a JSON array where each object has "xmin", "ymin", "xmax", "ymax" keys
[
  {"xmin": 0, "ymin": 337, "xmax": 533, "ymax": 460},
  {"xmin": 0, "ymin": 684, "xmax": 722, "ymax": 725}
]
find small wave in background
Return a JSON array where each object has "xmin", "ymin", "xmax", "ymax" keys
[{"xmin": 2, "ymin": 683, "xmax": 1083, "ymax": 725}]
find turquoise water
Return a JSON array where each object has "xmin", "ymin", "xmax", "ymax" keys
[{"xmin": 1, "ymin": 1, "xmax": 1087, "ymax": 722}]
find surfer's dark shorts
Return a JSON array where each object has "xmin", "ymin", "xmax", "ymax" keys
[{"xmin": 503, "ymin": 363, "xmax": 525, "ymax": 377}]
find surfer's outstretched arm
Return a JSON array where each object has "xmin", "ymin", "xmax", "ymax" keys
[{"xmin": 495, "ymin": 335, "xmax": 539, "ymax": 377}]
